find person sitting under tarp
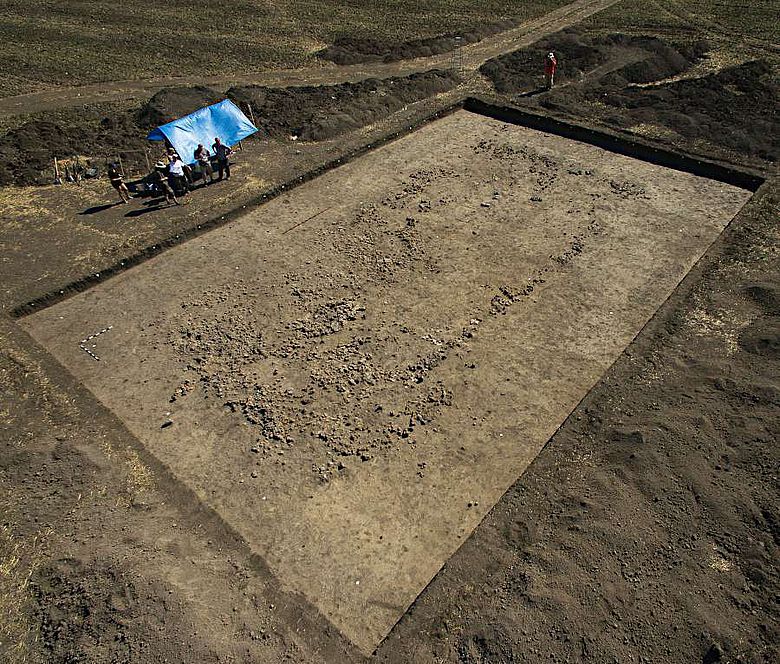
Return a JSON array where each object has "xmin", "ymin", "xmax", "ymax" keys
[
  {"xmin": 167, "ymin": 147, "xmax": 194, "ymax": 187},
  {"xmin": 146, "ymin": 100, "xmax": 256, "ymax": 183}
]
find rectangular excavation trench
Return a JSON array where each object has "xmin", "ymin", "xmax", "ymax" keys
[{"xmin": 21, "ymin": 110, "xmax": 752, "ymax": 654}]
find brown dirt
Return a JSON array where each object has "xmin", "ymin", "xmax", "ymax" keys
[
  {"xmin": 0, "ymin": 114, "xmax": 147, "ymax": 187},
  {"xmin": 226, "ymin": 70, "xmax": 460, "ymax": 140},
  {"xmin": 480, "ymin": 29, "xmax": 710, "ymax": 90},
  {"xmin": 589, "ymin": 60, "xmax": 779, "ymax": 162},
  {"xmin": 373, "ymin": 181, "xmax": 780, "ymax": 664},
  {"xmin": 136, "ymin": 86, "xmax": 226, "ymax": 129},
  {"xmin": 1, "ymin": 0, "xmax": 584, "ymax": 98},
  {"xmin": 0, "ymin": 0, "xmax": 623, "ymax": 118},
  {"xmin": 0, "ymin": 70, "xmax": 460, "ymax": 186},
  {"xmin": 480, "ymin": 29, "xmax": 779, "ymax": 167},
  {"xmin": 317, "ymin": 20, "xmax": 520, "ymax": 65},
  {"xmin": 0, "ymin": 1, "xmax": 778, "ymax": 662},
  {"xmin": 0, "ymin": 2, "xmax": 641, "ymax": 193},
  {"xmin": 18, "ymin": 110, "xmax": 753, "ymax": 655},
  {"xmin": 0, "ymin": 315, "xmax": 360, "ymax": 664}
]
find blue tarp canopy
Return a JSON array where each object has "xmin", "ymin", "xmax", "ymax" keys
[{"xmin": 146, "ymin": 99, "xmax": 257, "ymax": 164}]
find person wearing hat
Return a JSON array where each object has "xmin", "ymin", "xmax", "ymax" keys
[
  {"xmin": 545, "ymin": 51, "xmax": 558, "ymax": 89},
  {"xmin": 149, "ymin": 161, "xmax": 180, "ymax": 206},
  {"xmin": 107, "ymin": 162, "xmax": 131, "ymax": 204}
]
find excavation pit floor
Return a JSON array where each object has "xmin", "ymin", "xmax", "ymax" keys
[{"xmin": 21, "ymin": 110, "xmax": 752, "ymax": 654}]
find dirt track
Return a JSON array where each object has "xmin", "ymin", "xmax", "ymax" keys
[{"xmin": 0, "ymin": 0, "xmax": 620, "ymax": 117}]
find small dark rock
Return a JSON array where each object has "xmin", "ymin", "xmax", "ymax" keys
[{"xmin": 703, "ymin": 642, "xmax": 723, "ymax": 664}]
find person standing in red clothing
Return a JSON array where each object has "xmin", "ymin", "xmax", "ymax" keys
[{"xmin": 544, "ymin": 51, "xmax": 558, "ymax": 89}]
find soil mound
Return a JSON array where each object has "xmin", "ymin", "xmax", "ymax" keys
[
  {"xmin": 30, "ymin": 556, "xmax": 195, "ymax": 663},
  {"xmin": 743, "ymin": 283, "xmax": 780, "ymax": 316},
  {"xmin": 739, "ymin": 318, "xmax": 780, "ymax": 358},
  {"xmin": 482, "ymin": 28, "xmax": 605, "ymax": 92},
  {"xmin": 137, "ymin": 85, "xmax": 224, "ymax": 128},
  {"xmin": 319, "ymin": 21, "xmax": 517, "ymax": 65},
  {"xmin": 603, "ymin": 36, "xmax": 709, "ymax": 84},
  {"xmin": 0, "ymin": 71, "xmax": 459, "ymax": 186},
  {"xmin": 0, "ymin": 85, "xmax": 224, "ymax": 186},
  {"xmin": 228, "ymin": 69, "xmax": 459, "ymax": 141},
  {"xmin": 591, "ymin": 60, "xmax": 779, "ymax": 161},
  {"xmin": 480, "ymin": 29, "xmax": 707, "ymax": 93},
  {"xmin": 482, "ymin": 29, "xmax": 776, "ymax": 163},
  {"xmin": 0, "ymin": 115, "xmax": 144, "ymax": 186}
]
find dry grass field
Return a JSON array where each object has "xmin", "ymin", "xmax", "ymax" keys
[
  {"xmin": 585, "ymin": 0, "xmax": 778, "ymax": 38},
  {"xmin": 0, "ymin": 0, "xmax": 570, "ymax": 96}
]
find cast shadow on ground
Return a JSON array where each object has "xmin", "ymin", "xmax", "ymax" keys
[
  {"xmin": 79, "ymin": 202, "xmax": 122, "ymax": 215},
  {"xmin": 514, "ymin": 87, "xmax": 549, "ymax": 99},
  {"xmin": 124, "ymin": 197, "xmax": 176, "ymax": 218}
]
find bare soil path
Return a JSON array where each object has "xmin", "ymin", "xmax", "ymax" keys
[{"xmin": 0, "ymin": 0, "xmax": 622, "ymax": 117}]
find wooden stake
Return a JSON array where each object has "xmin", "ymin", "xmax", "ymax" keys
[
  {"xmin": 118, "ymin": 155, "xmax": 124, "ymax": 177},
  {"xmin": 247, "ymin": 102, "xmax": 257, "ymax": 128},
  {"xmin": 144, "ymin": 148, "xmax": 150, "ymax": 172},
  {"xmin": 54, "ymin": 157, "xmax": 60, "ymax": 183}
]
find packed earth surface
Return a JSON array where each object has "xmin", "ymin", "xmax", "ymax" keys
[
  {"xmin": 19, "ymin": 110, "xmax": 752, "ymax": 653},
  {"xmin": 0, "ymin": 1, "xmax": 778, "ymax": 663}
]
